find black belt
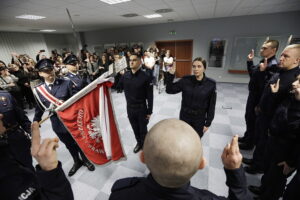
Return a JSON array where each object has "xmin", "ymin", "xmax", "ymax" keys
[
  {"xmin": 182, "ymin": 107, "xmax": 205, "ymax": 115},
  {"xmin": 127, "ymin": 103, "xmax": 146, "ymax": 109}
]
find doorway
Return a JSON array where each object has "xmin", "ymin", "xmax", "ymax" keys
[{"xmin": 156, "ymin": 40, "xmax": 193, "ymax": 78}]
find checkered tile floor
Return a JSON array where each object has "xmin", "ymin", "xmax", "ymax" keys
[{"xmin": 27, "ymin": 82, "xmax": 260, "ymax": 200}]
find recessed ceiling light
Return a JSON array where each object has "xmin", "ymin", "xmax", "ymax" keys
[
  {"xmin": 40, "ymin": 29, "xmax": 56, "ymax": 32},
  {"xmin": 16, "ymin": 14, "xmax": 46, "ymax": 20},
  {"xmin": 122, "ymin": 13, "xmax": 139, "ymax": 17},
  {"xmin": 155, "ymin": 8, "xmax": 173, "ymax": 14},
  {"xmin": 99, "ymin": 0, "xmax": 131, "ymax": 5},
  {"xmin": 143, "ymin": 14, "xmax": 162, "ymax": 19}
]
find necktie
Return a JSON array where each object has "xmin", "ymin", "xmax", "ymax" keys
[{"xmin": 48, "ymin": 84, "xmax": 53, "ymax": 90}]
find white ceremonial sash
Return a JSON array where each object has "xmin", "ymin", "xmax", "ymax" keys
[{"xmin": 35, "ymin": 84, "xmax": 63, "ymax": 107}]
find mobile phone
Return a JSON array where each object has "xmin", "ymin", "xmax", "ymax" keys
[{"xmin": 40, "ymin": 50, "xmax": 45, "ymax": 53}]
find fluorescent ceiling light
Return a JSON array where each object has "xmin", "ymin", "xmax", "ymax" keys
[
  {"xmin": 16, "ymin": 14, "xmax": 46, "ymax": 20},
  {"xmin": 40, "ymin": 29, "xmax": 56, "ymax": 32},
  {"xmin": 143, "ymin": 14, "xmax": 162, "ymax": 19},
  {"xmin": 99, "ymin": 0, "xmax": 131, "ymax": 5}
]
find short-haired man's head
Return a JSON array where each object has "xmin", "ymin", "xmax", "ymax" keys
[
  {"xmin": 260, "ymin": 40, "xmax": 279, "ymax": 58},
  {"xmin": 129, "ymin": 54, "xmax": 142, "ymax": 70},
  {"xmin": 265, "ymin": 40, "xmax": 279, "ymax": 52},
  {"xmin": 143, "ymin": 119, "xmax": 203, "ymax": 188},
  {"xmin": 193, "ymin": 57, "xmax": 207, "ymax": 69},
  {"xmin": 285, "ymin": 44, "xmax": 300, "ymax": 56},
  {"xmin": 280, "ymin": 44, "xmax": 300, "ymax": 69},
  {"xmin": 130, "ymin": 53, "xmax": 142, "ymax": 60}
]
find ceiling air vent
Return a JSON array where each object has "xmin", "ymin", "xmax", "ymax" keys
[
  {"xmin": 122, "ymin": 13, "xmax": 139, "ymax": 17},
  {"xmin": 155, "ymin": 8, "xmax": 173, "ymax": 14}
]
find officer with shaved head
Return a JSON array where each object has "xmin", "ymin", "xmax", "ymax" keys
[{"xmin": 109, "ymin": 119, "xmax": 251, "ymax": 200}]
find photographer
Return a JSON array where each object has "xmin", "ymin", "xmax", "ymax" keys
[{"xmin": 0, "ymin": 65, "xmax": 24, "ymax": 108}]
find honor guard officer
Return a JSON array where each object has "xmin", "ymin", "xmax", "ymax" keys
[
  {"xmin": 63, "ymin": 54, "xmax": 90, "ymax": 92},
  {"xmin": 0, "ymin": 116, "xmax": 74, "ymax": 200},
  {"xmin": 0, "ymin": 90, "xmax": 33, "ymax": 171},
  {"xmin": 117, "ymin": 53, "xmax": 153, "ymax": 153},
  {"xmin": 33, "ymin": 59, "xmax": 95, "ymax": 176}
]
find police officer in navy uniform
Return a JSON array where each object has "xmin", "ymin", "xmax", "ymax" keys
[
  {"xmin": 64, "ymin": 54, "xmax": 90, "ymax": 93},
  {"xmin": 247, "ymin": 44, "xmax": 300, "ymax": 198},
  {"xmin": 117, "ymin": 53, "xmax": 153, "ymax": 153},
  {"xmin": 33, "ymin": 59, "xmax": 95, "ymax": 176},
  {"xmin": 0, "ymin": 115, "xmax": 74, "ymax": 200},
  {"xmin": 166, "ymin": 57, "xmax": 216, "ymax": 138},
  {"xmin": 245, "ymin": 44, "xmax": 300, "ymax": 176},
  {"xmin": 239, "ymin": 40, "xmax": 279, "ymax": 151},
  {"xmin": 0, "ymin": 89, "xmax": 34, "ymax": 171},
  {"xmin": 109, "ymin": 119, "xmax": 251, "ymax": 200}
]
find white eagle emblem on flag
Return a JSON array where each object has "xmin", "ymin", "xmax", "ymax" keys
[{"xmin": 87, "ymin": 116, "xmax": 102, "ymax": 143}]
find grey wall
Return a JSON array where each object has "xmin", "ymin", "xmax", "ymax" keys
[
  {"xmin": 83, "ymin": 11, "xmax": 300, "ymax": 83},
  {"xmin": 44, "ymin": 33, "xmax": 78, "ymax": 55},
  {"xmin": 0, "ymin": 32, "xmax": 78, "ymax": 64}
]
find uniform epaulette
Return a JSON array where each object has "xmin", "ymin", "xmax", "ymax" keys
[
  {"xmin": 34, "ymin": 82, "xmax": 44, "ymax": 88},
  {"xmin": 111, "ymin": 177, "xmax": 141, "ymax": 192}
]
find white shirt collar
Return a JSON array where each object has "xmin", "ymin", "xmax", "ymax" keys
[{"xmin": 45, "ymin": 79, "xmax": 55, "ymax": 87}]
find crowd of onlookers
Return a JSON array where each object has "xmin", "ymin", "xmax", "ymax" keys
[{"xmin": 0, "ymin": 43, "xmax": 174, "ymax": 109}]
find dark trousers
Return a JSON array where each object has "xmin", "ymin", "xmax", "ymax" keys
[
  {"xmin": 7, "ymin": 128, "xmax": 34, "ymax": 171},
  {"xmin": 21, "ymin": 85, "xmax": 35, "ymax": 107},
  {"xmin": 112, "ymin": 73, "xmax": 122, "ymax": 90},
  {"xmin": 252, "ymin": 114, "xmax": 270, "ymax": 170},
  {"xmin": 127, "ymin": 106, "xmax": 148, "ymax": 147},
  {"xmin": 180, "ymin": 110, "xmax": 205, "ymax": 138},
  {"xmin": 51, "ymin": 117, "xmax": 88, "ymax": 163},
  {"xmin": 260, "ymin": 137, "xmax": 295, "ymax": 199},
  {"xmin": 243, "ymin": 91, "xmax": 257, "ymax": 145}
]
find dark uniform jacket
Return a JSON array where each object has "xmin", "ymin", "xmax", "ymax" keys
[
  {"xmin": 33, "ymin": 78, "xmax": 73, "ymax": 133},
  {"xmin": 267, "ymin": 92, "xmax": 300, "ymax": 167},
  {"xmin": 0, "ymin": 146, "xmax": 73, "ymax": 200},
  {"xmin": 0, "ymin": 90, "xmax": 31, "ymax": 133},
  {"xmin": 64, "ymin": 72, "xmax": 88, "ymax": 93},
  {"xmin": 118, "ymin": 68, "xmax": 153, "ymax": 115},
  {"xmin": 0, "ymin": 90, "xmax": 33, "ymax": 169},
  {"xmin": 259, "ymin": 66, "xmax": 300, "ymax": 115},
  {"xmin": 166, "ymin": 74, "xmax": 216, "ymax": 127},
  {"xmin": 247, "ymin": 56, "xmax": 278, "ymax": 105},
  {"xmin": 110, "ymin": 167, "xmax": 251, "ymax": 200}
]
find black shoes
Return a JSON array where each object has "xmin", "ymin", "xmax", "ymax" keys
[
  {"xmin": 244, "ymin": 165, "xmax": 264, "ymax": 174},
  {"xmin": 68, "ymin": 161, "xmax": 83, "ymax": 176},
  {"xmin": 83, "ymin": 160, "xmax": 95, "ymax": 171},
  {"xmin": 133, "ymin": 143, "xmax": 142, "ymax": 153},
  {"xmin": 242, "ymin": 157, "xmax": 253, "ymax": 165},
  {"xmin": 248, "ymin": 185, "xmax": 262, "ymax": 195},
  {"xmin": 239, "ymin": 142, "xmax": 254, "ymax": 150}
]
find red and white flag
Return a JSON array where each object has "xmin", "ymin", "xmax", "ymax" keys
[{"xmin": 55, "ymin": 77, "xmax": 125, "ymax": 165}]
